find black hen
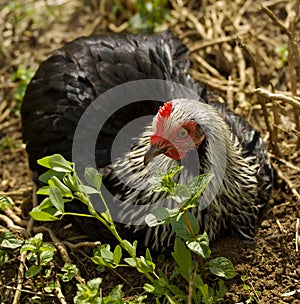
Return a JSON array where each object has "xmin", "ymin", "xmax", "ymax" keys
[{"xmin": 21, "ymin": 31, "xmax": 273, "ymax": 250}]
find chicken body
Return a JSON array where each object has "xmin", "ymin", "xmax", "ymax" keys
[{"xmin": 21, "ymin": 31, "xmax": 273, "ymax": 250}]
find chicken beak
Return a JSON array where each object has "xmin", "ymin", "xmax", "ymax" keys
[{"xmin": 144, "ymin": 145, "xmax": 166, "ymax": 166}]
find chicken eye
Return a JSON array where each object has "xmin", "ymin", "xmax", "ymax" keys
[{"xmin": 177, "ymin": 128, "xmax": 189, "ymax": 139}]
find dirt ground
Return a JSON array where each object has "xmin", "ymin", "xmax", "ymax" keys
[{"xmin": 0, "ymin": 0, "xmax": 299, "ymax": 303}]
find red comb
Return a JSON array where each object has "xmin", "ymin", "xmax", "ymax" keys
[
  {"xmin": 155, "ymin": 101, "xmax": 173, "ymax": 136},
  {"xmin": 158, "ymin": 101, "xmax": 173, "ymax": 117}
]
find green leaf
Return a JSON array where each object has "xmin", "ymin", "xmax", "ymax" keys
[
  {"xmin": 171, "ymin": 217, "xmax": 191, "ymax": 240},
  {"xmin": 87, "ymin": 276, "xmax": 102, "ymax": 289},
  {"xmin": 74, "ymin": 192, "xmax": 88, "ymax": 205},
  {"xmin": 60, "ymin": 263, "xmax": 78, "ymax": 282},
  {"xmin": 40, "ymin": 250, "xmax": 55, "ymax": 265},
  {"xmin": 198, "ymin": 284, "xmax": 210, "ymax": 302},
  {"xmin": 0, "ymin": 232, "xmax": 23, "ymax": 249},
  {"xmin": 31, "ymin": 198, "xmax": 67, "ymax": 219},
  {"xmin": 165, "ymin": 283, "xmax": 185, "ymax": 300},
  {"xmin": 137, "ymin": 256, "xmax": 155, "ymax": 273},
  {"xmin": 122, "ymin": 240, "xmax": 137, "ymax": 256},
  {"xmin": 36, "ymin": 186, "xmax": 50, "ymax": 196},
  {"xmin": 44, "ymin": 267, "xmax": 53, "ymax": 279},
  {"xmin": 172, "ymin": 184, "xmax": 192, "ymax": 204},
  {"xmin": 84, "ymin": 167, "xmax": 102, "ymax": 191},
  {"xmin": 30, "ymin": 210, "xmax": 61, "ymax": 221},
  {"xmin": 103, "ymin": 284, "xmax": 123, "ymax": 303},
  {"xmin": 50, "ymin": 176, "xmax": 73, "ymax": 197},
  {"xmin": 165, "ymin": 294, "xmax": 179, "ymax": 304},
  {"xmin": 48, "ymin": 154, "xmax": 73, "ymax": 172},
  {"xmin": 187, "ymin": 212, "xmax": 199, "ymax": 235},
  {"xmin": 145, "ymin": 248, "xmax": 152, "ymax": 263},
  {"xmin": 149, "ymin": 166, "xmax": 183, "ymax": 195},
  {"xmin": 37, "ymin": 156, "xmax": 52, "ymax": 169},
  {"xmin": 39, "ymin": 243, "xmax": 56, "ymax": 252},
  {"xmin": 100, "ymin": 244, "xmax": 113, "ymax": 262},
  {"xmin": 171, "ymin": 212, "xmax": 199, "ymax": 240},
  {"xmin": 143, "ymin": 283, "xmax": 155, "ymax": 293},
  {"xmin": 92, "ymin": 245, "xmax": 115, "ymax": 268},
  {"xmin": 74, "ymin": 277, "xmax": 102, "ymax": 304},
  {"xmin": 49, "ymin": 186, "xmax": 64, "ymax": 213},
  {"xmin": 79, "ymin": 185, "xmax": 99, "ymax": 194},
  {"xmin": 21, "ymin": 233, "xmax": 43, "ymax": 253},
  {"xmin": 44, "ymin": 281, "xmax": 59, "ymax": 293},
  {"xmin": 38, "ymin": 170, "xmax": 66, "ymax": 184},
  {"xmin": 145, "ymin": 206, "xmax": 180, "ymax": 227},
  {"xmin": 166, "ymin": 166, "xmax": 184, "ymax": 178},
  {"xmin": 25, "ymin": 265, "xmax": 42, "ymax": 278},
  {"xmin": 214, "ymin": 279, "xmax": 228, "ymax": 299},
  {"xmin": 91, "ymin": 256, "xmax": 111, "ymax": 268},
  {"xmin": 171, "ymin": 238, "xmax": 192, "ymax": 281},
  {"xmin": 0, "ymin": 249, "xmax": 9, "ymax": 266},
  {"xmin": 186, "ymin": 233, "xmax": 211, "ymax": 258},
  {"xmin": 0, "ymin": 196, "xmax": 12, "ymax": 211},
  {"xmin": 20, "ymin": 243, "xmax": 36, "ymax": 254},
  {"xmin": 124, "ymin": 257, "xmax": 136, "ymax": 267},
  {"xmin": 113, "ymin": 245, "xmax": 122, "ymax": 265},
  {"xmin": 63, "ymin": 173, "xmax": 80, "ymax": 191},
  {"xmin": 209, "ymin": 257, "xmax": 236, "ymax": 279},
  {"xmin": 34, "ymin": 197, "xmax": 53, "ymax": 210},
  {"xmin": 183, "ymin": 173, "xmax": 213, "ymax": 209},
  {"xmin": 37, "ymin": 155, "xmax": 72, "ymax": 172}
]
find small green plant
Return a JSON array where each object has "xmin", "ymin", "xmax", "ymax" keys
[
  {"xmin": 30, "ymin": 154, "xmax": 235, "ymax": 303},
  {"xmin": 241, "ymin": 275, "xmax": 261, "ymax": 304},
  {"xmin": 0, "ymin": 196, "xmax": 13, "ymax": 210},
  {"xmin": 5, "ymin": 0, "xmax": 61, "ymax": 29},
  {"xmin": 11, "ymin": 65, "xmax": 35, "ymax": 101},
  {"xmin": 129, "ymin": 0, "xmax": 172, "ymax": 33},
  {"xmin": 11, "ymin": 65, "xmax": 35, "ymax": 118},
  {"xmin": 0, "ymin": 137, "xmax": 18, "ymax": 150},
  {"xmin": 20, "ymin": 233, "xmax": 56, "ymax": 289},
  {"xmin": 0, "ymin": 231, "xmax": 23, "ymax": 266},
  {"xmin": 0, "ymin": 198, "xmax": 23, "ymax": 266},
  {"xmin": 74, "ymin": 277, "xmax": 146, "ymax": 304},
  {"xmin": 275, "ymin": 45, "xmax": 288, "ymax": 68},
  {"xmin": 144, "ymin": 166, "xmax": 235, "ymax": 302}
]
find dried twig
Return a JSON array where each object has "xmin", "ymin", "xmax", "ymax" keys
[
  {"xmin": 12, "ymin": 252, "xmax": 27, "ymax": 304},
  {"xmin": 5, "ymin": 285, "xmax": 56, "ymax": 297},
  {"xmin": 192, "ymin": 54, "xmax": 225, "ymax": 79},
  {"xmin": 276, "ymin": 219, "xmax": 287, "ymax": 234},
  {"xmin": 273, "ymin": 163, "xmax": 300, "ymax": 201},
  {"xmin": 64, "ymin": 241, "xmax": 101, "ymax": 250},
  {"xmin": 26, "ymin": 183, "xmax": 37, "ymax": 235},
  {"xmin": 296, "ymin": 218, "xmax": 299, "ymax": 252},
  {"xmin": 236, "ymin": 37, "xmax": 260, "ymax": 87},
  {"xmin": 4, "ymin": 206, "xmax": 27, "ymax": 227},
  {"xmin": 254, "ymin": 88, "xmax": 300, "ymax": 108},
  {"xmin": 269, "ymin": 153, "xmax": 300, "ymax": 172},
  {"xmin": 261, "ymin": 5, "xmax": 290, "ymax": 36},
  {"xmin": 189, "ymin": 35, "xmax": 242, "ymax": 53},
  {"xmin": 0, "ymin": 187, "xmax": 33, "ymax": 197},
  {"xmin": 261, "ymin": 2, "xmax": 300, "ymax": 147},
  {"xmin": 237, "ymin": 38, "xmax": 281, "ymax": 155},
  {"xmin": 54, "ymin": 276, "xmax": 67, "ymax": 304},
  {"xmin": 0, "ymin": 118, "xmax": 20, "ymax": 132},
  {"xmin": 0, "ymin": 214, "xmax": 26, "ymax": 233}
]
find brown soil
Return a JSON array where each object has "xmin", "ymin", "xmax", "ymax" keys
[{"xmin": 0, "ymin": 0, "xmax": 299, "ymax": 303}]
